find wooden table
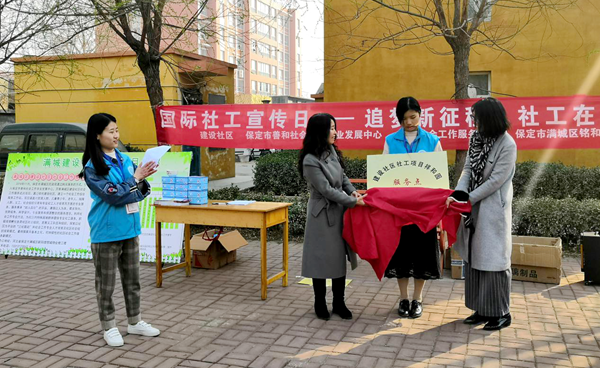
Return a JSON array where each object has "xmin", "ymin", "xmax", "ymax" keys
[{"xmin": 154, "ymin": 200, "xmax": 291, "ymax": 300}]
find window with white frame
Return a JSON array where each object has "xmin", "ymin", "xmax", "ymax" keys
[
  {"xmin": 257, "ymin": 1, "xmax": 269, "ymax": 15},
  {"xmin": 251, "ymin": 60, "xmax": 257, "ymax": 73},
  {"xmin": 256, "ymin": 21, "xmax": 270, "ymax": 37},
  {"xmin": 258, "ymin": 62, "xmax": 270, "ymax": 77},
  {"xmin": 258, "ymin": 82, "xmax": 269, "ymax": 94},
  {"xmin": 252, "ymin": 81, "xmax": 257, "ymax": 93},
  {"xmin": 468, "ymin": 72, "xmax": 491, "ymax": 97}
]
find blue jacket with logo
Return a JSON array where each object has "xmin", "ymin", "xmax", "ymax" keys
[
  {"xmin": 84, "ymin": 149, "xmax": 150, "ymax": 243},
  {"xmin": 385, "ymin": 126, "xmax": 440, "ymax": 154}
]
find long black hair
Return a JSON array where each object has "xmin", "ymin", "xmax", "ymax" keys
[
  {"xmin": 396, "ymin": 96, "xmax": 422, "ymax": 122},
  {"xmin": 298, "ymin": 113, "xmax": 345, "ymax": 178},
  {"xmin": 78, "ymin": 113, "xmax": 117, "ymax": 178},
  {"xmin": 471, "ymin": 97, "xmax": 511, "ymax": 138}
]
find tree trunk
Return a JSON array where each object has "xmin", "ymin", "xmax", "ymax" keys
[
  {"xmin": 137, "ymin": 52, "xmax": 165, "ymax": 120},
  {"xmin": 451, "ymin": 40, "xmax": 470, "ymax": 188}
]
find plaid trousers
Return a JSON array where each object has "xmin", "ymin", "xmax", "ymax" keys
[{"xmin": 91, "ymin": 237, "xmax": 142, "ymax": 330}]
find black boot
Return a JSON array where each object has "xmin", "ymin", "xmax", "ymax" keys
[
  {"xmin": 312, "ymin": 278, "xmax": 330, "ymax": 320},
  {"xmin": 331, "ymin": 276, "xmax": 352, "ymax": 320}
]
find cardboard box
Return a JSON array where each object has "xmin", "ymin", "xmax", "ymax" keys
[
  {"xmin": 162, "ymin": 190, "xmax": 176, "ymax": 199},
  {"xmin": 162, "ymin": 183, "xmax": 175, "ymax": 190},
  {"xmin": 162, "ymin": 176, "xmax": 176, "ymax": 184},
  {"xmin": 451, "ymin": 248, "xmax": 465, "ymax": 280},
  {"xmin": 443, "ymin": 248, "xmax": 451, "ymax": 270},
  {"xmin": 190, "ymin": 230, "xmax": 248, "ymax": 269},
  {"xmin": 511, "ymin": 236, "xmax": 562, "ymax": 284}
]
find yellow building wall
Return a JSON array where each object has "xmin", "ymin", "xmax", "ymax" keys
[
  {"xmin": 324, "ymin": 0, "xmax": 600, "ymax": 166},
  {"xmin": 14, "ymin": 54, "xmax": 237, "ymax": 179},
  {"xmin": 14, "ymin": 55, "xmax": 181, "ymax": 149}
]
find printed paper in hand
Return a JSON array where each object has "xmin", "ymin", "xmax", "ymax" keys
[{"xmin": 142, "ymin": 146, "xmax": 171, "ymax": 165}]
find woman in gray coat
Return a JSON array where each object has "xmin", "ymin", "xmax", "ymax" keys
[
  {"xmin": 447, "ymin": 97, "xmax": 517, "ymax": 331},
  {"xmin": 298, "ymin": 113, "xmax": 366, "ymax": 320}
]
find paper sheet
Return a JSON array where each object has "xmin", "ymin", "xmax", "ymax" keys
[
  {"xmin": 226, "ymin": 200, "xmax": 256, "ymax": 206},
  {"xmin": 141, "ymin": 146, "xmax": 171, "ymax": 165}
]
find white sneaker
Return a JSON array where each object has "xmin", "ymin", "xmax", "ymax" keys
[
  {"xmin": 127, "ymin": 321, "xmax": 160, "ymax": 337},
  {"xmin": 103, "ymin": 327, "xmax": 124, "ymax": 347}
]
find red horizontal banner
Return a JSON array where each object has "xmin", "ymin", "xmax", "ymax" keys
[{"xmin": 155, "ymin": 95, "xmax": 600, "ymax": 150}]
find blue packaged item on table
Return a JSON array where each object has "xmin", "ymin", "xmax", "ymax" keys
[
  {"xmin": 190, "ymin": 197, "xmax": 208, "ymax": 205},
  {"xmin": 175, "ymin": 184, "xmax": 188, "ymax": 191},
  {"xmin": 188, "ymin": 190, "xmax": 208, "ymax": 199},
  {"xmin": 163, "ymin": 191, "xmax": 176, "ymax": 199},
  {"xmin": 188, "ymin": 176, "xmax": 208, "ymax": 184},
  {"xmin": 162, "ymin": 183, "xmax": 175, "ymax": 190},
  {"xmin": 175, "ymin": 176, "xmax": 189, "ymax": 184},
  {"xmin": 188, "ymin": 183, "xmax": 208, "ymax": 191},
  {"xmin": 162, "ymin": 176, "xmax": 176, "ymax": 184},
  {"xmin": 175, "ymin": 191, "xmax": 189, "ymax": 199}
]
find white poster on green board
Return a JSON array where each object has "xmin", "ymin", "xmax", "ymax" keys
[{"xmin": 0, "ymin": 152, "xmax": 191, "ymax": 263}]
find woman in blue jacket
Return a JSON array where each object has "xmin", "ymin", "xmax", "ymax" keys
[
  {"xmin": 383, "ymin": 97, "xmax": 443, "ymax": 319},
  {"xmin": 79, "ymin": 113, "xmax": 159, "ymax": 347}
]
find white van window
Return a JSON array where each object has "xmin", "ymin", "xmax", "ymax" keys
[{"xmin": 0, "ymin": 135, "xmax": 25, "ymax": 153}]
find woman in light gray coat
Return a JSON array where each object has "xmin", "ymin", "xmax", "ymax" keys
[
  {"xmin": 447, "ymin": 97, "xmax": 517, "ymax": 331},
  {"xmin": 299, "ymin": 113, "xmax": 366, "ymax": 320}
]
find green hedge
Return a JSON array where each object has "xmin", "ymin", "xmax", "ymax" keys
[
  {"xmin": 253, "ymin": 150, "xmax": 304, "ymax": 196},
  {"xmin": 513, "ymin": 197, "xmax": 600, "ymax": 249},
  {"xmin": 253, "ymin": 150, "xmax": 368, "ymax": 194},
  {"xmin": 512, "ymin": 162, "xmax": 600, "ymax": 200}
]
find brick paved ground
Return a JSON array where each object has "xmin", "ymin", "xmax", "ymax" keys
[{"xmin": 1, "ymin": 241, "xmax": 599, "ymax": 368}]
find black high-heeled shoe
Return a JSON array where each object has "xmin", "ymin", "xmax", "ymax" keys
[
  {"xmin": 464, "ymin": 312, "xmax": 488, "ymax": 325},
  {"xmin": 483, "ymin": 313, "xmax": 511, "ymax": 330}
]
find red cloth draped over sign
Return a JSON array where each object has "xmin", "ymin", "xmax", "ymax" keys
[
  {"xmin": 155, "ymin": 95, "xmax": 600, "ymax": 150},
  {"xmin": 342, "ymin": 187, "xmax": 471, "ymax": 280}
]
